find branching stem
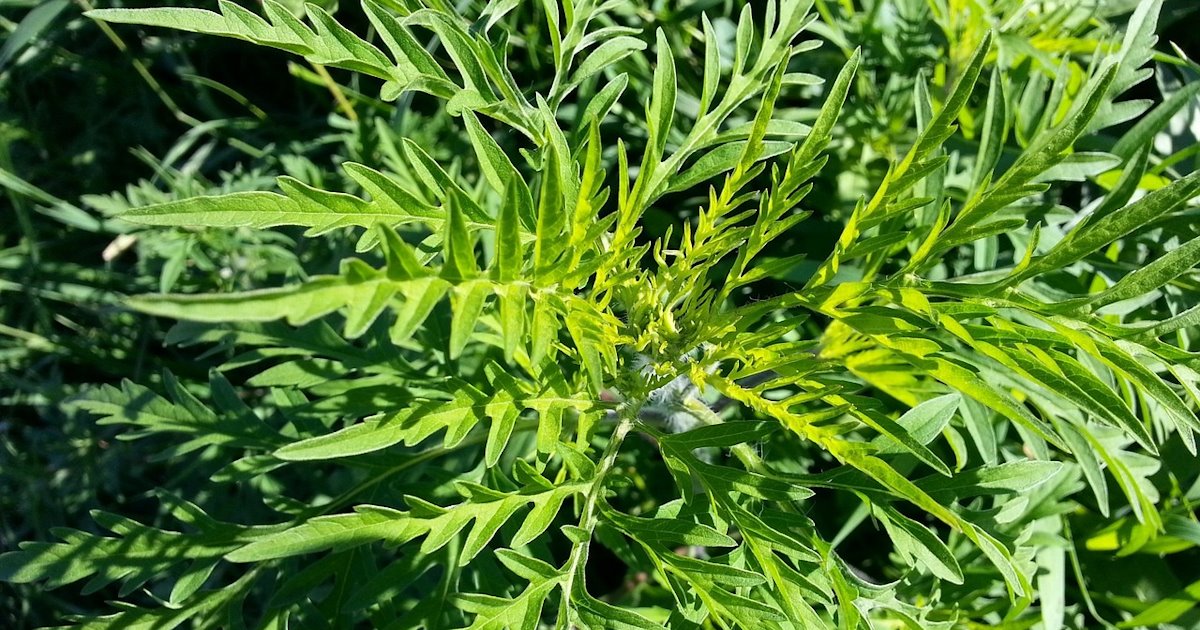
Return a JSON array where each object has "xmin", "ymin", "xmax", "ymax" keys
[{"xmin": 557, "ymin": 405, "xmax": 638, "ymax": 627}]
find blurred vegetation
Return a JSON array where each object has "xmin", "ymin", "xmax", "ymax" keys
[{"xmin": 2, "ymin": 0, "xmax": 1200, "ymax": 627}]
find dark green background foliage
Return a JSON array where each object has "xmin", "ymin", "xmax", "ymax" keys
[{"xmin": 3, "ymin": 0, "xmax": 1200, "ymax": 627}]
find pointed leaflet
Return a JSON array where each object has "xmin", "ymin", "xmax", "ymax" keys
[
  {"xmin": 795, "ymin": 50, "xmax": 867, "ymax": 287},
  {"xmin": 662, "ymin": 451, "xmax": 814, "ymax": 503},
  {"xmin": 848, "ymin": 453, "xmax": 1030, "ymax": 597},
  {"xmin": 529, "ymin": 295, "xmax": 558, "ymax": 367},
  {"xmin": 1016, "ymin": 171, "xmax": 1200, "ymax": 281},
  {"xmin": 669, "ymin": 141, "xmax": 793, "ymax": 193},
  {"xmin": 442, "ymin": 189, "xmax": 478, "ymax": 281},
  {"xmin": 794, "ymin": 49, "xmax": 860, "ymax": 167},
  {"xmin": 944, "ymin": 62, "xmax": 1119, "ymax": 244},
  {"xmin": 401, "ymin": 139, "xmax": 492, "ymax": 223},
  {"xmin": 88, "ymin": 1, "xmax": 395, "ymax": 80},
  {"xmin": 274, "ymin": 384, "xmax": 594, "ymax": 461},
  {"xmin": 462, "ymin": 110, "xmax": 521, "ymax": 196},
  {"xmin": 1025, "ymin": 346, "xmax": 1155, "ymax": 451},
  {"xmin": 733, "ymin": 58, "xmax": 789, "ymax": 177},
  {"xmin": 222, "ymin": 506, "xmax": 411, "ymax": 562},
  {"xmin": 390, "ymin": 276, "xmax": 452, "ymax": 343},
  {"xmin": 343, "ymin": 279, "xmax": 399, "ymax": 339},
  {"xmin": 1091, "ymin": 236, "xmax": 1200, "ymax": 308},
  {"xmin": 1060, "ymin": 423, "xmax": 1110, "ymax": 516},
  {"xmin": 871, "ymin": 393, "xmax": 959, "ymax": 454},
  {"xmin": 130, "ymin": 260, "xmax": 387, "ymax": 329},
  {"xmin": 229, "ymin": 482, "xmax": 585, "ymax": 564},
  {"xmin": 483, "ymin": 367, "xmax": 523, "ymax": 467},
  {"xmin": 1111, "ymin": 81, "xmax": 1200, "ymax": 160},
  {"xmin": 840, "ymin": 399, "xmax": 953, "ymax": 476},
  {"xmin": 649, "ymin": 28, "xmax": 676, "ymax": 156},
  {"xmin": 0, "ymin": 513, "xmax": 242, "ymax": 591},
  {"xmin": 456, "ymin": 577, "xmax": 559, "ymax": 629},
  {"xmin": 120, "ymin": 165, "xmax": 441, "ymax": 233},
  {"xmin": 927, "ymin": 355, "xmax": 1064, "ymax": 449},
  {"xmin": 130, "ymin": 252, "xmax": 455, "ymax": 344},
  {"xmin": 1091, "ymin": 0, "xmax": 1161, "ymax": 130},
  {"xmin": 580, "ymin": 73, "xmax": 629, "ymax": 126},
  {"xmin": 379, "ymin": 223, "xmax": 426, "ymax": 280},
  {"xmin": 304, "ymin": 2, "xmax": 395, "ymax": 73},
  {"xmin": 568, "ymin": 36, "xmax": 646, "ymax": 90},
  {"xmin": 971, "ymin": 69, "xmax": 1008, "ymax": 191},
  {"xmin": 73, "ymin": 377, "xmax": 282, "ymax": 451},
  {"xmin": 449, "ymin": 281, "xmax": 490, "ymax": 359},
  {"xmin": 360, "ymin": 0, "xmax": 444, "ymax": 78},
  {"xmin": 494, "ymin": 177, "xmax": 526, "ymax": 283},
  {"xmin": 698, "ymin": 14, "xmax": 721, "ymax": 116},
  {"xmin": 710, "ymin": 374, "xmax": 951, "ymax": 475},
  {"xmin": 274, "ymin": 393, "xmax": 485, "ymax": 461},
  {"xmin": 568, "ymin": 118, "xmax": 605, "ymax": 248},
  {"xmin": 731, "ymin": 4, "xmax": 752, "ymax": 75},
  {"xmin": 491, "ymin": 177, "xmax": 531, "ymax": 360},
  {"xmin": 406, "ymin": 9, "xmax": 492, "ymax": 97},
  {"xmin": 897, "ymin": 32, "xmax": 992, "ymax": 185},
  {"xmin": 533, "ymin": 130, "xmax": 566, "ymax": 277},
  {"xmin": 877, "ymin": 504, "xmax": 963, "ymax": 584},
  {"xmin": 496, "ymin": 284, "xmax": 526, "ymax": 364},
  {"xmin": 603, "ymin": 507, "xmax": 736, "ymax": 548}
]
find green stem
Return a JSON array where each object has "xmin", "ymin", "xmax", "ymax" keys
[
  {"xmin": 557, "ymin": 412, "xmax": 636, "ymax": 628},
  {"xmin": 0, "ymin": 140, "xmax": 50, "ymax": 333},
  {"xmin": 77, "ymin": 0, "xmax": 202, "ymax": 127},
  {"xmin": 1063, "ymin": 516, "xmax": 1118, "ymax": 628},
  {"xmin": 310, "ymin": 62, "xmax": 359, "ymax": 122}
]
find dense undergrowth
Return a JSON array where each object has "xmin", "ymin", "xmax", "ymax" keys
[{"xmin": 3, "ymin": 0, "xmax": 1200, "ymax": 627}]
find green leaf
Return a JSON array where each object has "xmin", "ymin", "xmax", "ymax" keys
[
  {"xmin": 668, "ymin": 141, "xmax": 793, "ymax": 193},
  {"xmin": 574, "ymin": 596, "xmax": 661, "ymax": 630},
  {"xmin": 114, "ymin": 161, "xmax": 525, "ymax": 252},
  {"xmin": 88, "ymin": 1, "xmax": 396, "ymax": 80},
  {"xmin": 442, "ymin": 190, "xmax": 478, "ymax": 281},
  {"xmin": 603, "ymin": 507, "xmax": 736, "ymax": 548},
  {"xmin": 533, "ymin": 132, "xmax": 566, "ymax": 276},
  {"xmin": 457, "ymin": 577, "xmax": 560, "ymax": 629},
  {"xmin": 494, "ymin": 178, "xmax": 527, "ymax": 283},
  {"xmin": 0, "ymin": 512, "xmax": 241, "ymax": 592},
  {"xmin": 73, "ymin": 376, "xmax": 283, "ymax": 452},
  {"xmin": 230, "ymin": 480, "xmax": 583, "ymax": 564},
  {"xmin": 1032, "ymin": 152, "xmax": 1122, "ymax": 183},
  {"xmin": 872, "ymin": 393, "xmax": 959, "ymax": 454},
  {"xmin": 0, "ymin": 0, "xmax": 69, "ymax": 70},
  {"xmin": 1092, "ymin": 236, "xmax": 1200, "ymax": 307},
  {"xmin": 878, "ymin": 504, "xmax": 964, "ymax": 584},
  {"xmin": 128, "ymin": 260, "xmax": 437, "ymax": 341},
  {"xmin": 900, "ymin": 31, "xmax": 992, "ymax": 180},
  {"xmin": 570, "ymin": 36, "xmax": 646, "ymax": 88},
  {"xmin": 698, "ymin": 14, "xmax": 721, "ymax": 116},
  {"xmin": 1111, "ymin": 81, "xmax": 1200, "ymax": 160},
  {"xmin": 462, "ymin": 110, "xmax": 521, "ymax": 196},
  {"xmin": 662, "ymin": 421, "xmax": 780, "ymax": 450},
  {"xmin": 917, "ymin": 461, "xmax": 1064, "ymax": 499},
  {"xmin": 971, "ymin": 69, "xmax": 1008, "ymax": 190},
  {"xmin": 649, "ymin": 28, "xmax": 677, "ymax": 155},
  {"xmin": 1118, "ymin": 577, "xmax": 1200, "ymax": 628},
  {"xmin": 944, "ymin": 60, "xmax": 1120, "ymax": 245},
  {"xmin": 274, "ymin": 378, "xmax": 593, "ymax": 460},
  {"xmin": 449, "ymin": 281, "xmax": 490, "ymax": 359},
  {"xmin": 226, "ymin": 505, "xmax": 416, "ymax": 562}
]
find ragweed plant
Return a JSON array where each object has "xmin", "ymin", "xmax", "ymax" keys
[{"xmin": 4, "ymin": 0, "xmax": 1200, "ymax": 627}]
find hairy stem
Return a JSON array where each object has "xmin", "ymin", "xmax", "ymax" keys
[{"xmin": 557, "ymin": 409, "xmax": 637, "ymax": 627}]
